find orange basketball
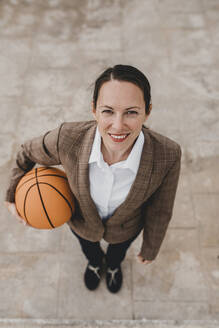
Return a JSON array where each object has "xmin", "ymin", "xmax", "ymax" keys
[{"xmin": 15, "ymin": 167, "xmax": 75, "ymax": 229}]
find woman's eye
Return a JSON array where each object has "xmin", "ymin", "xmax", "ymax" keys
[
  {"xmin": 102, "ymin": 110, "xmax": 113, "ymax": 114},
  {"xmin": 127, "ymin": 110, "xmax": 138, "ymax": 115},
  {"xmin": 101, "ymin": 109, "xmax": 138, "ymax": 115}
]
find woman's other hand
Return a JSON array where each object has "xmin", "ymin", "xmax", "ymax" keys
[
  {"xmin": 137, "ymin": 254, "xmax": 153, "ymax": 265},
  {"xmin": 4, "ymin": 201, "xmax": 31, "ymax": 227}
]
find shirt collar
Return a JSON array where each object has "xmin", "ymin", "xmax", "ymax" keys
[
  {"xmin": 88, "ymin": 126, "xmax": 145, "ymax": 173},
  {"xmin": 88, "ymin": 126, "xmax": 104, "ymax": 169},
  {"xmin": 122, "ymin": 131, "xmax": 144, "ymax": 173}
]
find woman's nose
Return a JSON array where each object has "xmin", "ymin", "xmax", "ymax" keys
[{"xmin": 112, "ymin": 115, "xmax": 124, "ymax": 131}]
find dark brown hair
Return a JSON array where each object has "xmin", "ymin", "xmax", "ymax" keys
[{"xmin": 92, "ymin": 64, "xmax": 151, "ymax": 115}]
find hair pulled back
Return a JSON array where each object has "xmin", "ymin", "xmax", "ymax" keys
[{"xmin": 92, "ymin": 64, "xmax": 151, "ymax": 115}]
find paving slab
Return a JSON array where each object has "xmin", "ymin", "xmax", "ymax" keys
[
  {"xmin": 0, "ymin": 253, "xmax": 60, "ymax": 318},
  {"xmin": 193, "ymin": 193, "xmax": 219, "ymax": 248},
  {"xmin": 0, "ymin": 318, "xmax": 219, "ymax": 328},
  {"xmin": 169, "ymin": 168, "xmax": 197, "ymax": 229},
  {"xmin": 132, "ymin": 229, "xmax": 208, "ymax": 303}
]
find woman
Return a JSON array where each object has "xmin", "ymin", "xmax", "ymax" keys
[{"xmin": 5, "ymin": 64, "xmax": 182, "ymax": 294}]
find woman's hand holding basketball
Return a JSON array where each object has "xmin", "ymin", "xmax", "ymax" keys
[{"xmin": 4, "ymin": 201, "xmax": 30, "ymax": 227}]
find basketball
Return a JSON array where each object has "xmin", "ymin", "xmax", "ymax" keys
[{"xmin": 15, "ymin": 167, "xmax": 75, "ymax": 229}]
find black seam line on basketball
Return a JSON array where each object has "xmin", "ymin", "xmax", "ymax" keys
[
  {"xmin": 37, "ymin": 182, "xmax": 74, "ymax": 216},
  {"xmin": 25, "ymin": 167, "xmax": 57, "ymax": 178},
  {"xmin": 35, "ymin": 169, "xmax": 55, "ymax": 229},
  {"xmin": 24, "ymin": 167, "xmax": 49, "ymax": 177},
  {"xmin": 23, "ymin": 184, "xmax": 37, "ymax": 225},
  {"xmin": 30, "ymin": 167, "xmax": 48, "ymax": 173},
  {"xmin": 25, "ymin": 167, "xmax": 60, "ymax": 175},
  {"xmin": 16, "ymin": 174, "xmax": 68, "ymax": 193},
  {"xmin": 22, "ymin": 182, "xmax": 56, "ymax": 227}
]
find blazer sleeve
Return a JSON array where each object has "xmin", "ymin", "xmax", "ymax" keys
[
  {"xmin": 5, "ymin": 123, "xmax": 64, "ymax": 203},
  {"xmin": 139, "ymin": 146, "xmax": 182, "ymax": 261}
]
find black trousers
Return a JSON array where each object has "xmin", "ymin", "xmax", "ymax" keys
[{"xmin": 71, "ymin": 228, "xmax": 140, "ymax": 269}]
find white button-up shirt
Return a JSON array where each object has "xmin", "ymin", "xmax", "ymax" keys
[{"xmin": 88, "ymin": 127, "xmax": 145, "ymax": 220}]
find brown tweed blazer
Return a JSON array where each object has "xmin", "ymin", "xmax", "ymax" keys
[{"xmin": 5, "ymin": 120, "xmax": 181, "ymax": 261}]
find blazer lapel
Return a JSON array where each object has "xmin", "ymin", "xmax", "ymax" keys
[
  {"xmin": 76, "ymin": 123, "xmax": 103, "ymax": 225},
  {"xmin": 108, "ymin": 127, "xmax": 154, "ymax": 222},
  {"xmin": 73, "ymin": 123, "xmax": 154, "ymax": 225}
]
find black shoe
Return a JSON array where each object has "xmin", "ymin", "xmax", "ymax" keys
[
  {"xmin": 106, "ymin": 264, "xmax": 123, "ymax": 293},
  {"xmin": 84, "ymin": 258, "xmax": 105, "ymax": 291}
]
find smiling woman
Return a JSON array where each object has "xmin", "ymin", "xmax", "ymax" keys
[
  {"xmin": 92, "ymin": 79, "xmax": 151, "ymax": 165},
  {"xmin": 5, "ymin": 64, "xmax": 181, "ymax": 294}
]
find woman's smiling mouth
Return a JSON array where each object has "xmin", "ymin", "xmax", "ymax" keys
[{"xmin": 108, "ymin": 133, "xmax": 130, "ymax": 142}]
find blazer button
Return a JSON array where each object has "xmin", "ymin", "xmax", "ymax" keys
[{"xmin": 121, "ymin": 223, "xmax": 124, "ymax": 228}]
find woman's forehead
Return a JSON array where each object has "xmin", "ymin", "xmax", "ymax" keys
[{"xmin": 97, "ymin": 80, "xmax": 145, "ymax": 105}]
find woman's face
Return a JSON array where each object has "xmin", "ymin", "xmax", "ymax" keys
[{"xmin": 92, "ymin": 80, "xmax": 150, "ymax": 155}]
